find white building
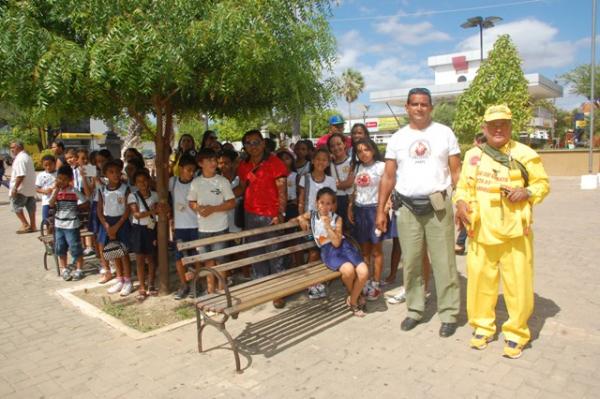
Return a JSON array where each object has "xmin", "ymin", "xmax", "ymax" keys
[{"xmin": 369, "ymin": 50, "xmax": 563, "ymax": 133}]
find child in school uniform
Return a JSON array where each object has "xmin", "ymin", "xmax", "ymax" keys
[
  {"xmin": 97, "ymin": 160, "xmax": 133, "ymax": 296},
  {"xmin": 128, "ymin": 169, "xmax": 159, "ymax": 301},
  {"xmin": 327, "ymin": 133, "xmax": 355, "ymax": 229},
  {"xmin": 49, "ymin": 165, "xmax": 88, "ymax": 281},
  {"xmin": 348, "ymin": 138, "xmax": 398, "ymax": 302},
  {"xmin": 297, "ymin": 187, "xmax": 368, "ymax": 317},
  {"xmin": 170, "ymin": 155, "xmax": 200, "ymax": 300},
  {"xmin": 298, "ymin": 148, "xmax": 337, "ymax": 299},
  {"xmin": 35, "ymin": 154, "xmax": 57, "ymax": 226},
  {"xmin": 188, "ymin": 149, "xmax": 236, "ymax": 294}
]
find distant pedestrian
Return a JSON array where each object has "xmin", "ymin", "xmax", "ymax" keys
[{"xmin": 9, "ymin": 141, "xmax": 37, "ymax": 233}]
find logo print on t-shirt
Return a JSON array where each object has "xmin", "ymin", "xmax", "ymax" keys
[
  {"xmin": 355, "ymin": 172, "xmax": 371, "ymax": 187},
  {"xmin": 409, "ymin": 140, "xmax": 431, "ymax": 160},
  {"xmin": 211, "ymin": 188, "xmax": 222, "ymax": 196}
]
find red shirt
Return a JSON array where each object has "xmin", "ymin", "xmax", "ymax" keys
[
  {"xmin": 238, "ymin": 154, "xmax": 289, "ymax": 217},
  {"xmin": 315, "ymin": 133, "xmax": 352, "ymax": 150}
]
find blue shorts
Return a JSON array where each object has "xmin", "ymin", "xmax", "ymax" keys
[
  {"xmin": 174, "ymin": 228, "xmax": 199, "ymax": 261},
  {"xmin": 197, "ymin": 229, "xmax": 229, "ymax": 262},
  {"xmin": 55, "ymin": 227, "xmax": 83, "ymax": 259},
  {"xmin": 42, "ymin": 205, "xmax": 50, "ymax": 222}
]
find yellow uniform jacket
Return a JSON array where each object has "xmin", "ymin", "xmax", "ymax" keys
[{"xmin": 453, "ymin": 141, "xmax": 550, "ymax": 245}]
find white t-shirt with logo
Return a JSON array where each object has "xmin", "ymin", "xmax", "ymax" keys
[
  {"xmin": 385, "ymin": 122, "xmax": 460, "ymax": 197},
  {"xmin": 127, "ymin": 191, "xmax": 159, "ymax": 226},
  {"xmin": 354, "ymin": 161, "xmax": 385, "ymax": 206},
  {"xmin": 35, "ymin": 171, "xmax": 56, "ymax": 206},
  {"xmin": 330, "ymin": 156, "xmax": 354, "ymax": 196},
  {"xmin": 298, "ymin": 174, "xmax": 337, "ymax": 212},
  {"xmin": 10, "ymin": 151, "xmax": 36, "ymax": 197},
  {"xmin": 169, "ymin": 176, "xmax": 198, "ymax": 229},
  {"xmin": 101, "ymin": 183, "xmax": 129, "ymax": 217},
  {"xmin": 187, "ymin": 174, "xmax": 234, "ymax": 233},
  {"xmin": 287, "ymin": 171, "xmax": 298, "ymax": 201}
]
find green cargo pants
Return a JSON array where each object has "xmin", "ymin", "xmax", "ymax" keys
[{"xmin": 397, "ymin": 196, "xmax": 460, "ymax": 323}]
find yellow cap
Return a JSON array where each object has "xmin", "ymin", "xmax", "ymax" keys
[{"xmin": 484, "ymin": 104, "xmax": 512, "ymax": 122}]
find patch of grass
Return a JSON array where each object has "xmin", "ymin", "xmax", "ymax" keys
[{"xmin": 174, "ymin": 303, "xmax": 195, "ymax": 319}]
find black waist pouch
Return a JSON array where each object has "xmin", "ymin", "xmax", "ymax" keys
[{"xmin": 397, "ymin": 192, "xmax": 433, "ymax": 216}]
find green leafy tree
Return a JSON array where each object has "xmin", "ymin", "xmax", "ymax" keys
[
  {"xmin": 453, "ymin": 34, "xmax": 531, "ymax": 143},
  {"xmin": 431, "ymin": 101, "xmax": 457, "ymax": 127},
  {"xmin": 338, "ymin": 68, "xmax": 365, "ymax": 121},
  {"xmin": 301, "ymin": 108, "xmax": 344, "ymax": 138},
  {"xmin": 0, "ymin": 0, "xmax": 336, "ymax": 293},
  {"xmin": 560, "ymin": 64, "xmax": 600, "ymax": 99}
]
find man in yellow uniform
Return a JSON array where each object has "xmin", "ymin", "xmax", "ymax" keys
[{"xmin": 454, "ymin": 105, "xmax": 550, "ymax": 359}]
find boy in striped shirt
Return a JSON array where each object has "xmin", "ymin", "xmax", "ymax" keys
[{"xmin": 49, "ymin": 165, "xmax": 88, "ymax": 281}]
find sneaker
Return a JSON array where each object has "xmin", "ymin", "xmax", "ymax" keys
[
  {"xmin": 316, "ymin": 283, "xmax": 327, "ymax": 298},
  {"xmin": 107, "ymin": 280, "xmax": 124, "ymax": 294},
  {"xmin": 503, "ymin": 340, "xmax": 524, "ymax": 359},
  {"xmin": 174, "ymin": 284, "xmax": 190, "ymax": 300},
  {"xmin": 83, "ymin": 247, "xmax": 95, "ymax": 257},
  {"xmin": 62, "ymin": 265, "xmax": 74, "ymax": 281},
  {"xmin": 71, "ymin": 269, "xmax": 85, "ymax": 281},
  {"xmin": 366, "ymin": 283, "xmax": 381, "ymax": 301},
  {"xmin": 470, "ymin": 334, "xmax": 493, "ymax": 350},
  {"xmin": 120, "ymin": 280, "xmax": 133, "ymax": 296},
  {"xmin": 308, "ymin": 285, "xmax": 321, "ymax": 300},
  {"xmin": 387, "ymin": 286, "xmax": 406, "ymax": 304}
]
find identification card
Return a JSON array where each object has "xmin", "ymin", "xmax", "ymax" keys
[{"xmin": 428, "ymin": 191, "xmax": 446, "ymax": 212}]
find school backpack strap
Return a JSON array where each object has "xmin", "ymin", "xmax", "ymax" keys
[
  {"xmin": 135, "ymin": 192, "xmax": 156, "ymax": 222},
  {"xmin": 304, "ymin": 173, "xmax": 310, "ymax": 210}
]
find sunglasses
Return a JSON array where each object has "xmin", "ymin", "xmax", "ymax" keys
[{"xmin": 244, "ymin": 140, "xmax": 262, "ymax": 147}]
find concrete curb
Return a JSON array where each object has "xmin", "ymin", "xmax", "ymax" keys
[{"xmin": 55, "ymin": 281, "xmax": 195, "ymax": 340}]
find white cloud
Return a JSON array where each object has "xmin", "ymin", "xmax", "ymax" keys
[
  {"xmin": 457, "ymin": 18, "xmax": 585, "ymax": 70},
  {"xmin": 376, "ymin": 17, "xmax": 451, "ymax": 45}
]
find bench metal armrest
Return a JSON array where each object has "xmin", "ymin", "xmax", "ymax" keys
[{"xmin": 193, "ymin": 266, "xmax": 233, "ymax": 310}]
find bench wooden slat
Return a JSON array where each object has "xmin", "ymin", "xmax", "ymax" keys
[
  {"xmin": 196, "ymin": 261, "xmax": 324, "ymax": 307},
  {"xmin": 182, "ymin": 230, "xmax": 309, "ymax": 264},
  {"xmin": 222, "ymin": 270, "xmax": 341, "ymax": 315},
  {"xmin": 177, "ymin": 220, "xmax": 299, "ymax": 250},
  {"xmin": 186, "ymin": 241, "xmax": 317, "ymax": 273},
  {"xmin": 203, "ymin": 264, "xmax": 334, "ymax": 312}
]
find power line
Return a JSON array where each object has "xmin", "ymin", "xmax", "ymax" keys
[{"xmin": 330, "ymin": 0, "xmax": 544, "ymax": 23}]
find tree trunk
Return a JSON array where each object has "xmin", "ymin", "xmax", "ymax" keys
[
  {"xmin": 153, "ymin": 100, "xmax": 173, "ymax": 295},
  {"xmin": 121, "ymin": 119, "xmax": 142, "ymax": 159}
]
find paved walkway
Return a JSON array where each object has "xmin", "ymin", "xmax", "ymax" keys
[{"xmin": 0, "ymin": 177, "xmax": 599, "ymax": 398}]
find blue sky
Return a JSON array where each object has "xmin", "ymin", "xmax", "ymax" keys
[{"xmin": 328, "ymin": 0, "xmax": 596, "ymax": 116}]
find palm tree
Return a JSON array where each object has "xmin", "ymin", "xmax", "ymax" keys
[{"xmin": 339, "ymin": 68, "xmax": 365, "ymax": 122}]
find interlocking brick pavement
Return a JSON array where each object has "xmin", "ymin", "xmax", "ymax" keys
[{"xmin": 0, "ymin": 176, "xmax": 599, "ymax": 398}]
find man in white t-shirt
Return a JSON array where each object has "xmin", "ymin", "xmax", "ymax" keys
[
  {"xmin": 9, "ymin": 141, "xmax": 37, "ymax": 233},
  {"xmin": 376, "ymin": 88, "xmax": 461, "ymax": 338}
]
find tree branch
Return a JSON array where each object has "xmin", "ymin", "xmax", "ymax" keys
[{"xmin": 128, "ymin": 108, "xmax": 154, "ymax": 136}]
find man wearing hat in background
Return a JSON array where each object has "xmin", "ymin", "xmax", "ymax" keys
[
  {"xmin": 454, "ymin": 104, "xmax": 550, "ymax": 359},
  {"xmin": 316, "ymin": 114, "xmax": 351, "ymax": 149}
]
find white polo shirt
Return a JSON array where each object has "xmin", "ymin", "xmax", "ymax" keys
[
  {"xmin": 385, "ymin": 122, "xmax": 460, "ymax": 197},
  {"xmin": 10, "ymin": 151, "xmax": 36, "ymax": 197}
]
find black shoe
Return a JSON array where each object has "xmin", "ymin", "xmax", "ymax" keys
[
  {"xmin": 401, "ymin": 317, "xmax": 420, "ymax": 331},
  {"xmin": 439, "ymin": 322, "xmax": 457, "ymax": 337},
  {"xmin": 174, "ymin": 284, "xmax": 190, "ymax": 300}
]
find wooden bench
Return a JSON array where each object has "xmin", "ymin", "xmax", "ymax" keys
[{"xmin": 177, "ymin": 220, "xmax": 341, "ymax": 373}]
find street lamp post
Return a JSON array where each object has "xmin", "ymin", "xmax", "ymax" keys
[{"xmin": 461, "ymin": 16, "xmax": 503, "ymax": 62}]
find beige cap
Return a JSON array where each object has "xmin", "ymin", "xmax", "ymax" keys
[{"xmin": 484, "ymin": 104, "xmax": 512, "ymax": 122}]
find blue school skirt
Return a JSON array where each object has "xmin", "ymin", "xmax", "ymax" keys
[
  {"xmin": 320, "ymin": 239, "xmax": 364, "ymax": 271},
  {"xmin": 97, "ymin": 215, "xmax": 131, "ymax": 249},
  {"xmin": 351, "ymin": 204, "xmax": 397, "ymax": 244}
]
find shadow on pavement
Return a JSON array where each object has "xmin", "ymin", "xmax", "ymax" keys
[
  {"xmin": 494, "ymin": 293, "xmax": 561, "ymax": 342},
  {"xmin": 234, "ymin": 294, "xmax": 352, "ymax": 358}
]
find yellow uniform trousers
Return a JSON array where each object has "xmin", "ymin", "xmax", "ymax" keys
[{"xmin": 466, "ymin": 235, "xmax": 534, "ymax": 345}]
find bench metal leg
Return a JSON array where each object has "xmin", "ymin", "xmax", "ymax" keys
[{"xmin": 196, "ymin": 308, "xmax": 242, "ymax": 374}]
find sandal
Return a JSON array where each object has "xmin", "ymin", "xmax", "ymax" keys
[
  {"xmin": 346, "ymin": 296, "xmax": 366, "ymax": 317},
  {"xmin": 16, "ymin": 226, "xmax": 32, "ymax": 234},
  {"xmin": 98, "ymin": 273, "xmax": 114, "ymax": 284},
  {"xmin": 146, "ymin": 286, "xmax": 158, "ymax": 296},
  {"xmin": 136, "ymin": 290, "xmax": 148, "ymax": 302}
]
